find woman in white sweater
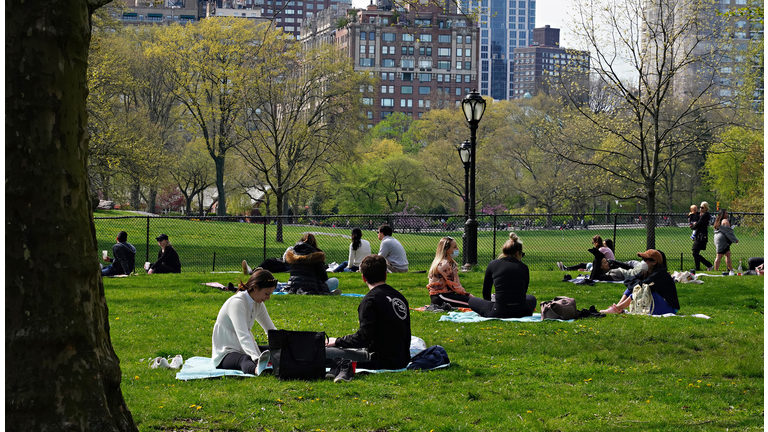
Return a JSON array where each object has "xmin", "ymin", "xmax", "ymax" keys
[
  {"xmin": 713, "ymin": 209, "xmax": 739, "ymax": 273},
  {"xmin": 212, "ymin": 269, "xmax": 278, "ymax": 375}
]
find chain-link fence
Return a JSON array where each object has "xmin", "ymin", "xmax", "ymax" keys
[{"xmin": 94, "ymin": 212, "xmax": 764, "ymax": 273}]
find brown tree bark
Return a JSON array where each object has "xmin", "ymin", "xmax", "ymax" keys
[{"xmin": 6, "ymin": 0, "xmax": 138, "ymax": 430}]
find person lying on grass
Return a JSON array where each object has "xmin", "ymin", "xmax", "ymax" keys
[
  {"xmin": 212, "ymin": 269, "xmax": 277, "ymax": 375},
  {"xmin": 324, "ymin": 255, "xmax": 412, "ymax": 382},
  {"xmin": 469, "ymin": 232, "xmax": 536, "ymax": 318},
  {"xmin": 600, "ymin": 249, "xmax": 680, "ymax": 315},
  {"xmin": 426, "ymin": 236, "xmax": 474, "ymax": 308},
  {"xmin": 556, "ymin": 235, "xmax": 614, "ymax": 271}
]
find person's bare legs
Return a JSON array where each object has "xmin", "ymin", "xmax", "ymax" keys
[
  {"xmin": 724, "ymin": 251, "xmax": 733, "ymax": 272},
  {"xmin": 714, "ymin": 254, "xmax": 723, "ymax": 271},
  {"xmin": 614, "ymin": 296, "xmax": 632, "ymax": 312}
]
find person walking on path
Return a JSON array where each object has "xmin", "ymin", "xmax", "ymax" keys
[
  {"xmin": 691, "ymin": 201, "xmax": 713, "ymax": 271},
  {"xmin": 713, "ymin": 209, "xmax": 739, "ymax": 273}
]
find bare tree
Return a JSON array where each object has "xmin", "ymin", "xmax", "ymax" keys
[{"xmin": 550, "ymin": 0, "xmax": 740, "ymax": 248}]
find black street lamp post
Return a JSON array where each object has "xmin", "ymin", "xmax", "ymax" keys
[
  {"xmin": 460, "ymin": 89, "xmax": 486, "ymax": 270},
  {"xmin": 457, "ymin": 140, "xmax": 471, "ymax": 266}
]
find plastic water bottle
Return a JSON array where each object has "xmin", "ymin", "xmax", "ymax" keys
[{"xmin": 737, "ymin": 260, "xmax": 743, "ymax": 275}]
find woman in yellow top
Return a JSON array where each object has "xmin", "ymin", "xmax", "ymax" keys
[{"xmin": 426, "ymin": 237, "xmax": 474, "ymax": 307}]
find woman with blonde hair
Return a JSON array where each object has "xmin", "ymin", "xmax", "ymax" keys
[
  {"xmin": 470, "ymin": 232, "xmax": 536, "ymax": 318},
  {"xmin": 691, "ymin": 201, "xmax": 713, "ymax": 271},
  {"xmin": 426, "ymin": 236, "xmax": 473, "ymax": 307},
  {"xmin": 713, "ymin": 208, "xmax": 739, "ymax": 273}
]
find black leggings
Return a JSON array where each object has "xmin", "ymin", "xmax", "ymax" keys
[
  {"xmin": 430, "ymin": 292, "xmax": 471, "ymax": 307},
  {"xmin": 469, "ymin": 295, "xmax": 537, "ymax": 318},
  {"xmin": 692, "ymin": 246, "xmax": 712, "ymax": 270},
  {"xmin": 216, "ymin": 345, "xmax": 270, "ymax": 375},
  {"xmin": 748, "ymin": 257, "xmax": 764, "ymax": 270},
  {"xmin": 151, "ymin": 262, "xmax": 180, "ymax": 274}
]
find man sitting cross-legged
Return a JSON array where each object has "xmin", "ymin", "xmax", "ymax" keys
[{"xmin": 324, "ymin": 254, "xmax": 412, "ymax": 382}]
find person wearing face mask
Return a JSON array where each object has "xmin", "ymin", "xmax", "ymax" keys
[
  {"xmin": 469, "ymin": 232, "xmax": 536, "ymax": 318},
  {"xmin": 426, "ymin": 236, "xmax": 473, "ymax": 307},
  {"xmin": 600, "ymin": 249, "xmax": 679, "ymax": 315}
]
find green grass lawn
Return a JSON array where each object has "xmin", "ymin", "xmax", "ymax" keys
[
  {"xmin": 107, "ymin": 269, "xmax": 764, "ymax": 431},
  {"xmin": 94, "ymin": 215, "xmax": 765, "ymax": 273}
]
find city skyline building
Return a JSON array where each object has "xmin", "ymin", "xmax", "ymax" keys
[
  {"xmin": 302, "ymin": 0, "xmax": 480, "ymax": 126},
  {"xmin": 510, "ymin": 25, "xmax": 589, "ymax": 100},
  {"xmin": 460, "ymin": 0, "xmax": 536, "ymax": 100}
]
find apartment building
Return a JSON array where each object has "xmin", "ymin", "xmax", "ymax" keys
[
  {"xmin": 302, "ymin": 0, "xmax": 480, "ymax": 126},
  {"xmin": 510, "ymin": 25, "xmax": 589, "ymax": 100}
]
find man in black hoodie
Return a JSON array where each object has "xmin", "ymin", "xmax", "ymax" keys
[
  {"xmin": 325, "ymin": 254, "xmax": 411, "ymax": 380},
  {"xmin": 102, "ymin": 231, "xmax": 137, "ymax": 276}
]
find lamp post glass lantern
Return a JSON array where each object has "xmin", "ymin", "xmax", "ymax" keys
[
  {"xmin": 457, "ymin": 140, "xmax": 471, "ymax": 266},
  {"xmin": 460, "ymin": 89, "xmax": 485, "ymax": 270}
]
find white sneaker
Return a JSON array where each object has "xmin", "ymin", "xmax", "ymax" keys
[
  {"xmin": 169, "ymin": 355, "xmax": 184, "ymax": 369},
  {"xmin": 728, "ymin": 270, "xmax": 735, "ymax": 276},
  {"xmin": 242, "ymin": 260, "xmax": 252, "ymax": 275},
  {"xmin": 557, "ymin": 262, "xmax": 565, "ymax": 271},
  {"xmin": 151, "ymin": 357, "xmax": 170, "ymax": 369}
]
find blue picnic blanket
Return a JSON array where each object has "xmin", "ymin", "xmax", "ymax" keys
[
  {"xmin": 176, "ymin": 356, "xmax": 448, "ymax": 380},
  {"xmin": 438, "ymin": 311, "xmax": 575, "ymax": 323}
]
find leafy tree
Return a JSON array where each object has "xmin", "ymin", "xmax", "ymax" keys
[
  {"xmin": 704, "ymin": 126, "xmax": 764, "ymax": 210},
  {"xmin": 7, "ymin": 0, "xmax": 137, "ymax": 429},
  {"xmin": 148, "ymin": 18, "xmax": 268, "ymax": 216},
  {"xmin": 170, "ymin": 138, "xmax": 216, "ymax": 214},
  {"xmin": 235, "ymin": 40, "xmax": 375, "ymax": 241}
]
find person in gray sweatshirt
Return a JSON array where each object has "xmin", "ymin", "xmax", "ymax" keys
[{"xmin": 713, "ymin": 209, "xmax": 739, "ymax": 273}]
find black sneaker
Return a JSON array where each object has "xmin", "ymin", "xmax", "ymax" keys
[
  {"xmin": 334, "ymin": 359, "xmax": 354, "ymax": 383},
  {"xmin": 325, "ymin": 357, "xmax": 343, "ymax": 379}
]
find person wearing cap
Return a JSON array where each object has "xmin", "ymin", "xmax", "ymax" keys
[
  {"xmin": 600, "ymin": 249, "xmax": 680, "ymax": 315},
  {"xmin": 147, "ymin": 233, "xmax": 181, "ymax": 274},
  {"xmin": 212, "ymin": 269, "xmax": 278, "ymax": 375}
]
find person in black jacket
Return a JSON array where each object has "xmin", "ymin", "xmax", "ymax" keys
[
  {"xmin": 148, "ymin": 234, "xmax": 181, "ymax": 274},
  {"xmin": 600, "ymin": 249, "xmax": 680, "ymax": 315},
  {"xmin": 691, "ymin": 201, "xmax": 713, "ymax": 271},
  {"xmin": 284, "ymin": 233, "xmax": 340, "ymax": 294},
  {"xmin": 469, "ymin": 232, "xmax": 536, "ymax": 318},
  {"xmin": 101, "ymin": 231, "xmax": 136, "ymax": 276},
  {"xmin": 325, "ymin": 255, "xmax": 412, "ymax": 378}
]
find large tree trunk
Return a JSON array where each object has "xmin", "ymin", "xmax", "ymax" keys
[
  {"xmin": 5, "ymin": 0, "xmax": 138, "ymax": 430},
  {"xmin": 147, "ymin": 185, "xmax": 158, "ymax": 214},
  {"xmin": 645, "ymin": 181, "xmax": 657, "ymax": 250},
  {"xmin": 275, "ymin": 192, "xmax": 285, "ymax": 243},
  {"xmin": 214, "ymin": 156, "xmax": 227, "ymax": 215}
]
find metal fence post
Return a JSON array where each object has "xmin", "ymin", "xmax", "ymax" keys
[
  {"xmin": 492, "ymin": 214, "xmax": 497, "ymax": 261},
  {"xmin": 212, "ymin": 252, "xmax": 216, "ymax": 272},
  {"xmin": 613, "ymin": 213, "xmax": 618, "ymax": 256},
  {"xmin": 145, "ymin": 216, "xmax": 150, "ymax": 265},
  {"xmin": 263, "ymin": 217, "xmax": 267, "ymax": 263}
]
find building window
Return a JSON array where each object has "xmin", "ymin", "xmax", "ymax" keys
[
  {"xmin": 419, "ymin": 60, "xmax": 432, "ymax": 68},
  {"xmin": 369, "ymin": 45, "xmax": 375, "ymax": 54},
  {"xmin": 419, "ymin": 73, "xmax": 431, "ymax": 82},
  {"xmin": 438, "ymin": 47, "xmax": 451, "ymax": 57},
  {"xmin": 455, "ymin": 75, "xmax": 461, "ymax": 83},
  {"xmin": 401, "ymin": 59, "xmax": 415, "ymax": 68},
  {"xmin": 382, "ymin": 59, "xmax": 395, "ymax": 67},
  {"xmin": 456, "ymin": 87, "xmax": 462, "ymax": 95},
  {"xmin": 437, "ymin": 61, "xmax": 450, "ymax": 69},
  {"xmin": 457, "ymin": 35, "xmax": 463, "ymax": 44},
  {"xmin": 402, "ymin": 72, "xmax": 413, "ymax": 81},
  {"xmin": 419, "ymin": 86, "xmax": 431, "ymax": 94},
  {"xmin": 360, "ymin": 45, "xmax": 366, "ymax": 53},
  {"xmin": 465, "ymin": 35, "xmax": 471, "ymax": 44},
  {"xmin": 360, "ymin": 58, "xmax": 374, "ymax": 67},
  {"xmin": 464, "ymin": 61, "xmax": 471, "ymax": 69},
  {"xmin": 456, "ymin": 62, "xmax": 462, "ymax": 70},
  {"xmin": 360, "ymin": 31, "xmax": 366, "ymax": 40},
  {"xmin": 403, "ymin": 33, "xmax": 415, "ymax": 41},
  {"xmin": 420, "ymin": 34, "xmax": 432, "ymax": 42},
  {"xmin": 401, "ymin": 85, "xmax": 413, "ymax": 94},
  {"xmin": 465, "ymin": 49, "xmax": 471, "ymax": 57},
  {"xmin": 367, "ymin": 111, "xmax": 373, "ymax": 119},
  {"xmin": 383, "ymin": 33, "xmax": 395, "ymax": 42},
  {"xmin": 438, "ymin": 34, "xmax": 451, "ymax": 43},
  {"xmin": 415, "ymin": 19, "xmax": 431, "ymax": 26},
  {"xmin": 381, "ymin": 98, "xmax": 394, "ymax": 107},
  {"xmin": 362, "ymin": 97, "xmax": 373, "ymax": 105}
]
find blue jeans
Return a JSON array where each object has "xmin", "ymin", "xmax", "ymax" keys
[
  {"xmin": 624, "ymin": 288, "xmax": 677, "ymax": 315},
  {"xmin": 326, "ymin": 278, "xmax": 339, "ymax": 292},
  {"xmin": 101, "ymin": 264, "xmax": 121, "ymax": 277}
]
